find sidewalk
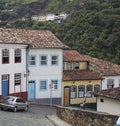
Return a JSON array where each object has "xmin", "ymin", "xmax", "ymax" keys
[{"xmin": 47, "ymin": 115, "xmax": 73, "ymax": 126}]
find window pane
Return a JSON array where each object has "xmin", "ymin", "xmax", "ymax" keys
[
  {"xmin": 78, "ymin": 85, "xmax": 85, "ymax": 98},
  {"xmin": 94, "ymin": 85, "xmax": 100, "ymax": 92},
  {"xmin": 40, "ymin": 81, "xmax": 47, "ymax": 90},
  {"xmin": 29, "ymin": 55, "xmax": 36, "ymax": 65},
  {"xmin": 67, "ymin": 62, "xmax": 72, "ymax": 70},
  {"xmin": 40, "ymin": 55, "xmax": 47, "ymax": 65},
  {"xmin": 2, "ymin": 49, "xmax": 9, "ymax": 63},
  {"xmin": 86, "ymin": 85, "xmax": 93, "ymax": 97},
  {"xmin": 107, "ymin": 79, "xmax": 114, "ymax": 89},
  {"xmin": 15, "ymin": 49, "xmax": 21, "ymax": 63},
  {"xmin": 15, "ymin": 73, "xmax": 21, "ymax": 85},
  {"xmin": 51, "ymin": 56, "xmax": 58, "ymax": 65},
  {"xmin": 70, "ymin": 85, "xmax": 77, "ymax": 98},
  {"xmin": 51, "ymin": 80, "xmax": 58, "ymax": 90},
  {"xmin": 74, "ymin": 62, "xmax": 79, "ymax": 70}
]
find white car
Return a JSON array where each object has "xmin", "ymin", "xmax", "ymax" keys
[{"xmin": 0, "ymin": 96, "xmax": 29, "ymax": 112}]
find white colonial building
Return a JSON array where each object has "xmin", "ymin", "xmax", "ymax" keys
[
  {"xmin": 0, "ymin": 43, "xmax": 28, "ymax": 100},
  {"xmin": 28, "ymin": 48, "xmax": 64, "ymax": 104},
  {"xmin": 0, "ymin": 28, "xmax": 68, "ymax": 105},
  {"xmin": 96, "ymin": 87, "xmax": 120, "ymax": 115}
]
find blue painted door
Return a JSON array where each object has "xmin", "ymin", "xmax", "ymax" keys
[
  {"xmin": 2, "ymin": 80, "xmax": 9, "ymax": 98},
  {"xmin": 28, "ymin": 81, "xmax": 35, "ymax": 100}
]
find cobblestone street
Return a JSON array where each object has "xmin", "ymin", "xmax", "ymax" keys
[{"xmin": 0, "ymin": 104, "xmax": 56, "ymax": 126}]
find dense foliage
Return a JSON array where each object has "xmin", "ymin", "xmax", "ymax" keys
[{"xmin": 0, "ymin": 0, "xmax": 120, "ymax": 64}]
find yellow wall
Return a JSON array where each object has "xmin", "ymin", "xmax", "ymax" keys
[
  {"xmin": 79, "ymin": 62, "xmax": 88, "ymax": 70},
  {"xmin": 62, "ymin": 80, "xmax": 101, "ymax": 105},
  {"xmin": 64, "ymin": 61, "xmax": 88, "ymax": 70}
]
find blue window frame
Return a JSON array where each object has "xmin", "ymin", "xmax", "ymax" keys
[
  {"xmin": 39, "ymin": 55, "xmax": 47, "ymax": 66},
  {"xmin": 29, "ymin": 55, "xmax": 36, "ymax": 66},
  {"xmin": 40, "ymin": 80, "xmax": 47, "ymax": 91},
  {"xmin": 51, "ymin": 80, "xmax": 58, "ymax": 90},
  {"xmin": 51, "ymin": 55, "xmax": 58, "ymax": 65}
]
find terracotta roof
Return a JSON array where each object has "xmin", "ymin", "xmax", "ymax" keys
[
  {"xmin": 63, "ymin": 70, "xmax": 102, "ymax": 81},
  {"xmin": 95, "ymin": 87, "xmax": 120, "ymax": 101},
  {"xmin": 63, "ymin": 50, "xmax": 88, "ymax": 62},
  {"xmin": 0, "ymin": 28, "xmax": 68, "ymax": 49},
  {"xmin": 63, "ymin": 50, "xmax": 120, "ymax": 76},
  {"xmin": 85, "ymin": 55, "xmax": 120, "ymax": 76}
]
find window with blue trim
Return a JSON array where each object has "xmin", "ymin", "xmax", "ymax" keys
[
  {"xmin": 40, "ymin": 55, "xmax": 47, "ymax": 65},
  {"xmin": 51, "ymin": 80, "xmax": 58, "ymax": 90},
  {"xmin": 40, "ymin": 80, "xmax": 47, "ymax": 90},
  {"xmin": 29, "ymin": 55, "xmax": 36, "ymax": 66},
  {"xmin": 51, "ymin": 55, "xmax": 58, "ymax": 65}
]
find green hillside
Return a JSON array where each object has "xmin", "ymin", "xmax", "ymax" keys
[{"xmin": 0, "ymin": 0, "xmax": 120, "ymax": 64}]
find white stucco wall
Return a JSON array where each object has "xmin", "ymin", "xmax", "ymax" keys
[
  {"xmin": 97, "ymin": 96, "xmax": 120, "ymax": 115},
  {"xmin": 102, "ymin": 76, "xmax": 120, "ymax": 90},
  {"xmin": 0, "ymin": 44, "xmax": 27, "ymax": 94},
  {"xmin": 28, "ymin": 48, "xmax": 63, "ymax": 99}
]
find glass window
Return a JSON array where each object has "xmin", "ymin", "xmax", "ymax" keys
[
  {"xmin": 51, "ymin": 55, "xmax": 58, "ymax": 65},
  {"xmin": 94, "ymin": 85, "xmax": 100, "ymax": 97},
  {"xmin": 107, "ymin": 79, "xmax": 114, "ymax": 89},
  {"xmin": 74, "ymin": 62, "xmax": 80, "ymax": 70},
  {"xmin": 78, "ymin": 85, "xmax": 85, "ymax": 98},
  {"xmin": 15, "ymin": 73, "xmax": 21, "ymax": 85},
  {"xmin": 15, "ymin": 49, "xmax": 21, "ymax": 63},
  {"xmin": 70, "ymin": 85, "xmax": 77, "ymax": 99},
  {"xmin": 40, "ymin": 55, "xmax": 47, "ymax": 65},
  {"xmin": 2, "ymin": 49, "xmax": 9, "ymax": 64},
  {"xmin": 29, "ymin": 55, "xmax": 36, "ymax": 66},
  {"xmin": 67, "ymin": 62, "xmax": 72, "ymax": 70},
  {"xmin": 94, "ymin": 85, "xmax": 100, "ymax": 92},
  {"xmin": 40, "ymin": 80, "xmax": 47, "ymax": 90},
  {"xmin": 86, "ymin": 85, "xmax": 93, "ymax": 97},
  {"xmin": 51, "ymin": 80, "xmax": 58, "ymax": 90}
]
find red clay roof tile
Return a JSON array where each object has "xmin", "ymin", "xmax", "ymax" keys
[
  {"xmin": 95, "ymin": 87, "xmax": 120, "ymax": 101},
  {"xmin": 0, "ymin": 28, "xmax": 69, "ymax": 49},
  {"xmin": 63, "ymin": 70, "xmax": 102, "ymax": 81}
]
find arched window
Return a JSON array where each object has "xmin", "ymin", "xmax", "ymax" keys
[
  {"xmin": 78, "ymin": 85, "xmax": 85, "ymax": 98},
  {"xmin": 70, "ymin": 85, "xmax": 77, "ymax": 99}
]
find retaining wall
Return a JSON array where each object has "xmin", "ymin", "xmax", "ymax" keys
[{"xmin": 56, "ymin": 106, "xmax": 118, "ymax": 126}]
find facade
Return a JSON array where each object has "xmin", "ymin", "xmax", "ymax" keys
[
  {"xmin": 0, "ymin": 43, "xmax": 28, "ymax": 100},
  {"xmin": 96, "ymin": 87, "xmax": 120, "ymax": 115},
  {"xmin": 28, "ymin": 48, "xmax": 63, "ymax": 104},
  {"xmin": 74, "ymin": 54, "xmax": 120, "ymax": 90},
  {"xmin": 62, "ymin": 50, "xmax": 102, "ymax": 106},
  {"xmin": 85, "ymin": 55, "xmax": 120, "ymax": 90},
  {"xmin": 0, "ymin": 28, "xmax": 68, "ymax": 104}
]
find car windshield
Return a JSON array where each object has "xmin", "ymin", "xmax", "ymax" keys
[{"xmin": 4, "ymin": 97, "xmax": 15, "ymax": 102}]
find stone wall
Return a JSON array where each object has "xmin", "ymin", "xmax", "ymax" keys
[{"xmin": 56, "ymin": 106, "xmax": 118, "ymax": 126}]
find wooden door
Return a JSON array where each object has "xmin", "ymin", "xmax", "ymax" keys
[{"xmin": 64, "ymin": 86, "xmax": 70, "ymax": 106}]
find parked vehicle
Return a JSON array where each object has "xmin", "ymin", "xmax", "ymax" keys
[{"xmin": 0, "ymin": 96, "xmax": 29, "ymax": 112}]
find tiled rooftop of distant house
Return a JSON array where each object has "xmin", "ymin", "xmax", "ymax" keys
[
  {"xmin": 85, "ymin": 55, "xmax": 120, "ymax": 76},
  {"xmin": 63, "ymin": 50, "xmax": 88, "ymax": 62},
  {"xmin": 63, "ymin": 70, "xmax": 102, "ymax": 81},
  {"xmin": 0, "ymin": 28, "xmax": 68, "ymax": 49},
  {"xmin": 95, "ymin": 87, "xmax": 120, "ymax": 101},
  {"xmin": 63, "ymin": 50, "xmax": 120, "ymax": 76}
]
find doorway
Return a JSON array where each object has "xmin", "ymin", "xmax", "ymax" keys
[
  {"xmin": 2, "ymin": 74, "xmax": 9, "ymax": 98},
  {"xmin": 64, "ymin": 86, "xmax": 70, "ymax": 106}
]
